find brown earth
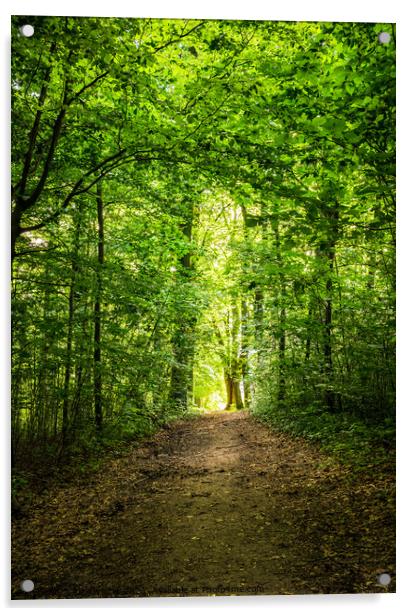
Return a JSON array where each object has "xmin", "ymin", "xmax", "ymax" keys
[{"xmin": 11, "ymin": 411, "xmax": 395, "ymax": 598}]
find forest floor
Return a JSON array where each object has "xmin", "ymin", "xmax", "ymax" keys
[{"xmin": 11, "ymin": 411, "xmax": 395, "ymax": 599}]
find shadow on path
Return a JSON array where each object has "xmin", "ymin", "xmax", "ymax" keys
[{"xmin": 12, "ymin": 411, "xmax": 395, "ymax": 598}]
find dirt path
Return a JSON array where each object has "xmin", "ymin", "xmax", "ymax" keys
[{"xmin": 11, "ymin": 411, "xmax": 395, "ymax": 598}]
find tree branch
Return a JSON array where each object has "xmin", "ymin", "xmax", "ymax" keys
[
  {"xmin": 68, "ymin": 70, "xmax": 110, "ymax": 104},
  {"xmin": 14, "ymin": 41, "xmax": 57, "ymax": 200},
  {"xmin": 153, "ymin": 21, "xmax": 205, "ymax": 54}
]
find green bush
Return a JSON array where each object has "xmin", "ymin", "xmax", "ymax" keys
[{"xmin": 252, "ymin": 401, "xmax": 395, "ymax": 467}]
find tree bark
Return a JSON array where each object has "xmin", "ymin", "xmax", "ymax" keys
[
  {"xmin": 234, "ymin": 379, "xmax": 244, "ymax": 409},
  {"xmin": 272, "ymin": 214, "xmax": 287, "ymax": 403},
  {"xmin": 224, "ymin": 372, "xmax": 244, "ymax": 410},
  {"xmin": 224, "ymin": 373, "xmax": 234, "ymax": 409},
  {"xmin": 253, "ymin": 286, "xmax": 264, "ymax": 370},
  {"xmin": 323, "ymin": 249, "xmax": 335, "ymax": 412},
  {"xmin": 169, "ymin": 200, "xmax": 196, "ymax": 410},
  {"xmin": 61, "ymin": 213, "xmax": 81, "ymax": 447},
  {"xmin": 240, "ymin": 299, "xmax": 250, "ymax": 407},
  {"xmin": 321, "ymin": 200, "xmax": 339, "ymax": 413},
  {"xmin": 169, "ymin": 327, "xmax": 194, "ymax": 409},
  {"xmin": 305, "ymin": 303, "xmax": 313, "ymax": 362},
  {"xmin": 94, "ymin": 183, "xmax": 104, "ymax": 431}
]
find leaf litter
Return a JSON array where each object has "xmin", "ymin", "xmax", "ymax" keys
[{"xmin": 11, "ymin": 411, "xmax": 395, "ymax": 598}]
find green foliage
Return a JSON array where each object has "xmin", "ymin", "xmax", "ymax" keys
[
  {"xmin": 11, "ymin": 17, "xmax": 395, "ymax": 470},
  {"xmin": 11, "ymin": 471, "xmax": 29, "ymax": 500},
  {"xmin": 252, "ymin": 404, "xmax": 395, "ymax": 467}
]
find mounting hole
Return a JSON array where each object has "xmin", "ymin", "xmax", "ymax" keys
[
  {"xmin": 20, "ymin": 25, "xmax": 34, "ymax": 38},
  {"xmin": 377, "ymin": 572, "xmax": 391, "ymax": 586},
  {"xmin": 378, "ymin": 32, "xmax": 391, "ymax": 44},
  {"xmin": 20, "ymin": 579, "xmax": 34, "ymax": 592}
]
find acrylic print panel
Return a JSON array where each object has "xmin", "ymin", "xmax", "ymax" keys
[{"xmin": 11, "ymin": 15, "xmax": 396, "ymax": 599}]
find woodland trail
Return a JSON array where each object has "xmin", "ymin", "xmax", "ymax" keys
[{"xmin": 11, "ymin": 412, "xmax": 395, "ymax": 598}]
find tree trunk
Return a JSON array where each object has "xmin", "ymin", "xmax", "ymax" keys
[
  {"xmin": 224, "ymin": 368, "xmax": 244, "ymax": 410},
  {"xmin": 169, "ymin": 200, "xmax": 197, "ymax": 410},
  {"xmin": 324, "ymin": 251, "xmax": 335, "ymax": 412},
  {"xmin": 61, "ymin": 214, "xmax": 81, "ymax": 447},
  {"xmin": 230, "ymin": 300, "xmax": 244, "ymax": 409},
  {"xmin": 239, "ymin": 205, "xmax": 252, "ymax": 407},
  {"xmin": 234, "ymin": 379, "xmax": 244, "ymax": 409},
  {"xmin": 94, "ymin": 183, "xmax": 104, "ymax": 431},
  {"xmin": 321, "ymin": 200, "xmax": 339, "ymax": 413},
  {"xmin": 253, "ymin": 286, "xmax": 264, "ymax": 373},
  {"xmin": 305, "ymin": 303, "xmax": 313, "ymax": 362},
  {"xmin": 272, "ymin": 215, "xmax": 287, "ymax": 403},
  {"xmin": 240, "ymin": 298, "xmax": 250, "ymax": 408},
  {"xmin": 278, "ymin": 300, "xmax": 286, "ymax": 402},
  {"xmin": 224, "ymin": 373, "xmax": 234, "ymax": 409},
  {"xmin": 11, "ymin": 204, "xmax": 24, "ymax": 262},
  {"xmin": 169, "ymin": 328, "xmax": 194, "ymax": 409}
]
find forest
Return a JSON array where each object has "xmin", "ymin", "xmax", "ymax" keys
[
  {"xmin": 11, "ymin": 15, "xmax": 396, "ymax": 599},
  {"xmin": 11, "ymin": 16, "xmax": 395, "ymax": 463}
]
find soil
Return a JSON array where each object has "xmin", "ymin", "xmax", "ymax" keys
[{"xmin": 11, "ymin": 411, "xmax": 395, "ymax": 599}]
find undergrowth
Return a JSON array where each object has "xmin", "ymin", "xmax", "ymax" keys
[
  {"xmin": 252, "ymin": 403, "xmax": 395, "ymax": 472},
  {"xmin": 11, "ymin": 405, "xmax": 201, "ymax": 516}
]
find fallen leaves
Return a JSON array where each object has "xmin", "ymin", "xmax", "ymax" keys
[{"xmin": 11, "ymin": 411, "xmax": 395, "ymax": 598}]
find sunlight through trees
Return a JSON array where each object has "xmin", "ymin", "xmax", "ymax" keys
[{"xmin": 11, "ymin": 17, "xmax": 395, "ymax": 464}]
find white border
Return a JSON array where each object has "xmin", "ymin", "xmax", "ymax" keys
[
  {"xmin": 2, "ymin": 1, "xmax": 412, "ymax": 615},
  {"xmin": 1, "ymin": 0, "xmax": 402, "ymax": 21}
]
